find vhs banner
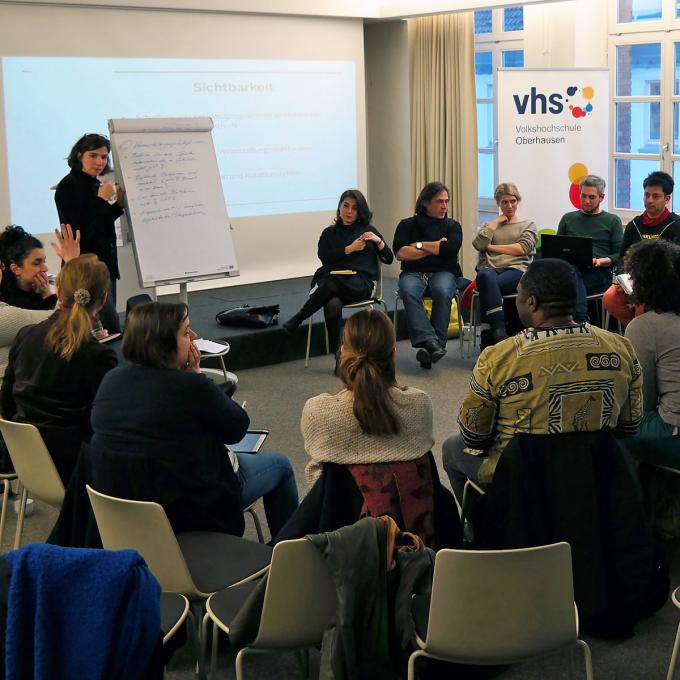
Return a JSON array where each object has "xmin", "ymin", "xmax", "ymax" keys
[{"xmin": 497, "ymin": 68, "xmax": 609, "ymax": 232}]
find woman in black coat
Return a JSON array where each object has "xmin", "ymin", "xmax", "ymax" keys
[
  {"xmin": 282, "ymin": 189, "xmax": 393, "ymax": 352},
  {"xmin": 55, "ymin": 133, "xmax": 125, "ymax": 333}
]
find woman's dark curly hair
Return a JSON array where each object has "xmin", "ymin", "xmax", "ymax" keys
[{"xmin": 625, "ymin": 239, "xmax": 680, "ymax": 314}]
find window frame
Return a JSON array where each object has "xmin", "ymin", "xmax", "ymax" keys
[
  {"xmin": 474, "ymin": 7, "xmax": 525, "ymax": 209},
  {"xmin": 608, "ymin": 27, "xmax": 678, "ymax": 219}
]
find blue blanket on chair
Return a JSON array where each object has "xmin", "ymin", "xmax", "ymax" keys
[{"xmin": 4, "ymin": 543, "xmax": 161, "ymax": 680}]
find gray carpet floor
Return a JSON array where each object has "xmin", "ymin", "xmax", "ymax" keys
[{"xmin": 3, "ymin": 338, "xmax": 679, "ymax": 679}]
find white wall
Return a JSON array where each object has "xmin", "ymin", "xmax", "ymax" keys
[{"xmin": 524, "ymin": 0, "xmax": 608, "ymax": 69}]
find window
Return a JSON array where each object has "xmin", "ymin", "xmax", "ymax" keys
[
  {"xmin": 474, "ymin": 6, "xmax": 524, "ymax": 201},
  {"xmin": 610, "ymin": 1, "xmax": 680, "ymax": 214},
  {"xmin": 618, "ymin": 0, "xmax": 662, "ymax": 23}
]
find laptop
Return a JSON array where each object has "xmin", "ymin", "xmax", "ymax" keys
[{"xmin": 541, "ymin": 234, "xmax": 593, "ymax": 270}]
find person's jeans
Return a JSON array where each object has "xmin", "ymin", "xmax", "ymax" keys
[
  {"xmin": 236, "ymin": 450, "xmax": 299, "ymax": 538},
  {"xmin": 442, "ymin": 433, "xmax": 485, "ymax": 506},
  {"xmin": 573, "ymin": 267, "xmax": 612, "ymax": 324},
  {"xmin": 475, "ymin": 268, "xmax": 523, "ymax": 333},
  {"xmin": 398, "ymin": 270, "xmax": 461, "ymax": 347}
]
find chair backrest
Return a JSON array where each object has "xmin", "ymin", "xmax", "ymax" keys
[
  {"xmin": 0, "ymin": 418, "xmax": 64, "ymax": 507},
  {"xmin": 86, "ymin": 485, "xmax": 202, "ymax": 597},
  {"xmin": 252, "ymin": 538, "xmax": 336, "ymax": 649},
  {"xmin": 125, "ymin": 293, "xmax": 153, "ymax": 318},
  {"xmin": 425, "ymin": 542, "xmax": 577, "ymax": 663}
]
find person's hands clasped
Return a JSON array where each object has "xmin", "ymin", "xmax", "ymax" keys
[
  {"xmin": 346, "ymin": 236, "xmax": 367, "ymax": 253},
  {"xmin": 183, "ymin": 341, "xmax": 202, "ymax": 374},
  {"xmin": 360, "ymin": 232, "xmax": 382, "ymax": 245},
  {"xmin": 51, "ymin": 223, "xmax": 81, "ymax": 263}
]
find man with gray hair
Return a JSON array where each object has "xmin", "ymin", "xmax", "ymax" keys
[{"xmin": 557, "ymin": 174, "xmax": 623, "ymax": 323}]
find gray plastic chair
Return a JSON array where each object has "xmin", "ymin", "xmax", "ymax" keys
[
  {"xmin": 205, "ymin": 537, "xmax": 337, "ymax": 680},
  {"xmin": 408, "ymin": 542, "xmax": 593, "ymax": 680},
  {"xmin": 87, "ymin": 485, "xmax": 272, "ymax": 679},
  {"xmin": 0, "ymin": 418, "xmax": 65, "ymax": 549}
]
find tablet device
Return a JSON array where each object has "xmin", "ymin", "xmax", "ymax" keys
[{"xmin": 231, "ymin": 430, "xmax": 269, "ymax": 454}]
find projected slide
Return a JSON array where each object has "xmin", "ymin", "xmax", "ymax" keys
[{"xmin": 2, "ymin": 57, "xmax": 357, "ymax": 230}]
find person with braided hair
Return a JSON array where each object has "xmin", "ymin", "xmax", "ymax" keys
[
  {"xmin": 301, "ymin": 309, "xmax": 434, "ymax": 484},
  {"xmin": 1, "ymin": 254, "xmax": 117, "ymax": 484}
]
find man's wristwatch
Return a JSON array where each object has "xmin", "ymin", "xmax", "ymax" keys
[{"xmin": 416, "ymin": 242, "xmax": 423, "ymax": 250}]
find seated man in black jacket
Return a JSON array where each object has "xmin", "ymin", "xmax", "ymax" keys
[{"xmin": 393, "ymin": 182, "xmax": 467, "ymax": 369}]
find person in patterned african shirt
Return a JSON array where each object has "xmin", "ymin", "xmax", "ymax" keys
[{"xmin": 443, "ymin": 258, "xmax": 643, "ymax": 504}]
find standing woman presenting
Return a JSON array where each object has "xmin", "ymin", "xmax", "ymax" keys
[{"xmin": 55, "ymin": 134, "xmax": 124, "ymax": 333}]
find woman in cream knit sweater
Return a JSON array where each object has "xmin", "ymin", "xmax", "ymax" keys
[{"xmin": 301, "ymin": 309, "xmax": 434, "ymax": 484}]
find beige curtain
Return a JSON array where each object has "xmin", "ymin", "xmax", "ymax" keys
[{"xmin": 410, "ymin": 13, "xmax": 478, "ymax": 274}]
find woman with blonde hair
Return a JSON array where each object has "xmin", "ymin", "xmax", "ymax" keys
[
  {"xmin": 1, "ymin": 254, "xmax": 117, "ymax": 484},
  {"xmin": 302, "ymin": 309, "xmax": 434, "ymax": 483},
  {"xmin": 472, "ymin": 182, "xmax": 537, "ymax": 348}
]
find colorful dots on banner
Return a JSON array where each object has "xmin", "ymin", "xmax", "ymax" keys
[
  {"xmin": 568, "ymin": 163, "xmax": 588, "ymax": 209},
  {"xmin": 565, "ymin": 85, "xmax": 595, "ymax": 118}
]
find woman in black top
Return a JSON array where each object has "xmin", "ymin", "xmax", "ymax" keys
[
  {"xmin": 282, "ymin": 189, "xmax": 393, "ymax": 352},
  {"xmin": 0, "ymin": 225, "xmax": 57, "ymax": 310},
  {"xmin": 55, "ymin": 133, "xmax": 125, "ymax": 333}
]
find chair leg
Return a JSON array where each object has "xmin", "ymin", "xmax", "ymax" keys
[
  {"xmin": 576, "ymin": 639, "xmax": 594, "ymax": 680},
  {"xmin": 209, "ymin": 616, "xmax": 219, "ymax": 680},
  {"xmin": 13, "ymin": 485, "xmax": 28, "ymax": 550},
  {"xmin": 407, "ymin": 649, "xmax": 427, "ymax": 680},
  {"xmin": 455, "ymin": 294, "xmax": 464, "ymax": 358},
  {"xmin": 668, "ymin": 622, "xmax": 680, "ymax": 680},
  {"xmin": 304, "ymin": 316, "xmax": 313, "ymax": 367},
  {"xmin": 0, "ymin": 479, "xmax": 11, "ymax": 551},
  {"xmin": 235, "ymin": 647, "xmax": 250, "ymax": 680},
  {"xmin": 189, "ymin": 604, "xmax": 207, "ymax": 680},
  {"xmin": 244, "ymin": 506, "xmax": 265, "ymax": 543}
]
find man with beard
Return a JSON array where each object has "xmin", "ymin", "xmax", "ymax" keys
[{"xmin": 557, "ymin": 175, "xmax": 623, "ymax": 323}]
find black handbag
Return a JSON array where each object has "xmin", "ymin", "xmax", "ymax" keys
[{"xmin": 215, "ymin": 304, "xmax": 279, "ymax": 328}]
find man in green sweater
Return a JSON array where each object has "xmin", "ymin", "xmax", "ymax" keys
[{"xmin": 557, "ymin": 175, "xmax": 623, "ymax": 323}]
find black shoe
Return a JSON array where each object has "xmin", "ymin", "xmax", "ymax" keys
[
  {"xmin": 423, "ymin": 339, "xmax": 446, "ymax": 363},
  {"xmin": 282, "ymin": 315, "xmax": 303, "ymax": 333},
  {"xmin": 429, "ymin": 343, "xmax": 446, "ymax": 364},
  {"xmin": 416, "ymin": 347, "xmax": 432, "ymax": 369},
  {"xmin": 415, "ymin": 340, "xmax": 446, "ymax": 369}
]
